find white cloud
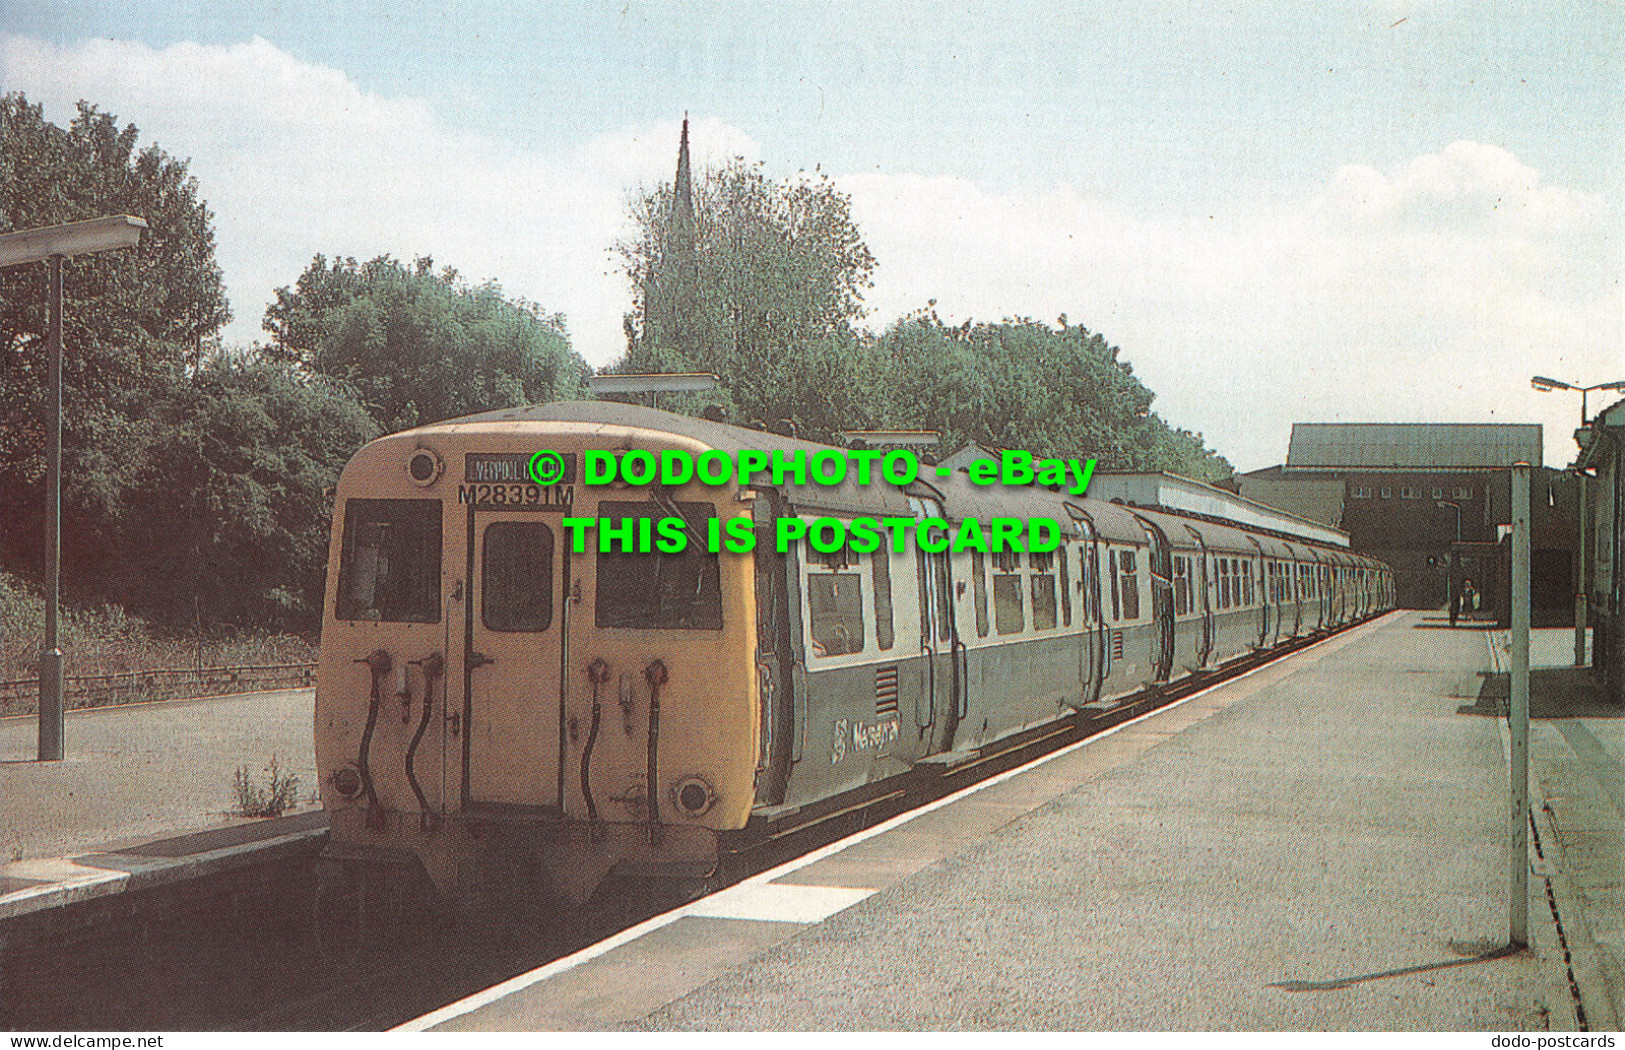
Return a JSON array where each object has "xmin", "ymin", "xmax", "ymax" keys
[
  {"xmin": 841, "ymin": 142, "xmax": 1620, "ymax": 469},
  {"xmin": 0, "ymin": 35, "xmax": 759, "ymax": 366},
  {"xmin": 4, "ymin": 34, "xmax": 1617, "ymax": 471}
]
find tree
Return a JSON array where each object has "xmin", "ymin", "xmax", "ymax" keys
[
  {"xmin": 613, "ymin": 129, "xmax": 1228, "ymax": 476},
  {"xmin": 616, "ymin": 148, "xmax": 875, "ymax": 435},
  {"xmin": 80, "ymin": 352, "xmax": 379, "ymax": 629},
  {"xmin": 1, "ymin": 94, "xmax": 232, "ymax": 586},
  {"xmin": 858, "ymin": 312, "xmax": 1232, "ymax": 480},
  {"xmin": 264, "ymin": 255, "xmax": 590, "ymax": 433}
]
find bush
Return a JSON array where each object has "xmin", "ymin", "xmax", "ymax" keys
[
  {"xmin": 232, "ymin": 755, "xmax": 301, "ymax": 818},
  {"xmin": 0, "ymin": 571, "xmax": 315, "ymax": 683}
]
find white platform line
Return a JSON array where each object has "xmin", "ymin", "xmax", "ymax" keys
[
  {"xmin": 685, "ymin": 882, "xmax": 875, "ymax": 924},
  {"xmin": 397, "ymin": 612, "xmax": 1396, "ymax": 1032}
]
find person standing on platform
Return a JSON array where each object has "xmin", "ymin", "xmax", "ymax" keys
[{"xmin": 1460, "ymin": 578, "xmax": 1478, "ymax": 624}]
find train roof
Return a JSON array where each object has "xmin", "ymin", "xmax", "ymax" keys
[
  {"xmin": 413, "ymin": 402, "xmax": 1385, "ymax": 566},
  {"xmin": 1086, "ymin": 472, "xmax": 1351, "ymax": 548}
]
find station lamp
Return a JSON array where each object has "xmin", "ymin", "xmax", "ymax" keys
[{"xmin": 0, "ymin": 216, "xmax": 148, "ymax": 761}]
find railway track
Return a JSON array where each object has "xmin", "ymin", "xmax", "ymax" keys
[{"xmin": 0, "ymin": 622, "xmax": 1363, "ymax": 1031}]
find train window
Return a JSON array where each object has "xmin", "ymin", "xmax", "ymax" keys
[
  {"xmin": 1174, "ymin": 556, "xmax": 1189, "ymax": 616},
  {"xmin": 994, "ymin": 548, "xmax": 1021, "ymax": 573},
  {"xmin": 807, "ymin": 573, "xmax": 865, "ymax": 657},
  {"xmin": 1119, "ymin": 549, "xmax": 1140, "ymax": 620},
  {"xmin": 871, "ymin": 549, "xmax": 894, "ymax": 651},
  {"xmin": 1453, "ymin": 486, "xmax": 1470, "ymax": 500},
  {"xmin": 1218, "ymin": 559, "xmax": 1230, "ymax": 610},
  {"xmin": 971, "ymin": 550, "xmax": 990, "ymax": 638},
  {"xmin": 1058, "ymin": 544, "xmax": 1072, "ymax": 627},
  {"xmin": 1030, "ymin": 555, "xmax": 1057, "ymax": 631},
  {"xmin": 481, "ymin": 522, "xmax": 554, "ymax": 632},
  {"xmin": 808, "ymin": 536, "xmax": 855, "ymax": 571},
  {"xmin": 993, "ymin": 571, "xmax": 1025, "ymax": 635},
  {"xmin": 335, "ymin": 498, "xmax": 442, "ymax": 623},
  {"xmin": 595, "ymin": 500, "xmax": 722, "ymax": 630},
  {"xmin": 934, "ymin": 551, "xmax": 953, "ymax": 642},
  {"xmin": 1242, "ymin": 561, "xmax": 1254, "ymax": 606}
]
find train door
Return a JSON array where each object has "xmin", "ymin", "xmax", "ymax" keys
[
  {"xmin": 1246, "ymin": 537, "xmax": 1268, "ymax": 648},
  {"xmin": 1067, "ymin": 507, "xmax": 1105, "ymax": 707},
  {"xmin": 1133, "ymin": 515, "xmax": 1175, "ymax": 682},
  {"xmin": 1322, "ymin": 564, "xmax": 1331, "ymax": 621},
  {"xmin": 753, "ymin": 493, "xmax": 795, "ymax": 806},
  {"xmin": 460, "ymin": 500, "xmax": 569, "ymax": 812},
  {"xmin": 909, "ymin": 496, "xmax": 960, "ymax": 753},
  {"xmin": 1287, "ymin": 550, "xmax": 1304, "ymax": 636},
  {"xmin": 1180, "ymin": 524, "xmax": 1213, "ymax": 667}
]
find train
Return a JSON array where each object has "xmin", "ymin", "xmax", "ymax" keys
[{"xmin": 313, "ymin": 401, "xmax": 1394, "ymax": 905}]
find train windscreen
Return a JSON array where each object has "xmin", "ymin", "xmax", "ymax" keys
[
  {"xmin": 335, "ymin": 498, "xmax": 442, "ymax": 623},
  {"xmin": 594, "ymin": 500, "xmax": 723, "ymax": 630}
]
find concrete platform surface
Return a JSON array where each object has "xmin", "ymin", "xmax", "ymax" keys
[
  {"xmin": 1491, "ymin": 622, "xmax": 1624, "ymax": 1029},
  {"xmin": 0, "ymin": 688, "xmax": 316, "ymax": 863},
  {"xmin": 416, "ymin": 612, "xmax": 1603, "ymax": 1031}
]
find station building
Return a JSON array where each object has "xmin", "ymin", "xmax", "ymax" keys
[{"xmin": 1238, "ymin": 423, "xmax": 1579, "ymax": 620}]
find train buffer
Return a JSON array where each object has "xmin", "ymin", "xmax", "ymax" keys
[{"xmin": 408, "ymin": 611, "xmax": 1621, "ymax": 1032}]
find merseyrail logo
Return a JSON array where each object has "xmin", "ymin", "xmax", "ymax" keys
[{"xmin": 830, "ymin": 716, "xmax": 902, "ymax": 765}]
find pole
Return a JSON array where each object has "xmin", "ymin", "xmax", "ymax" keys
[
  {"xmin": 38, "ymin": 254, "xmax": 64, "ymax": 762},
  {"xmin": 1509, "ymin": 462, "xmax": 1531, "ymax": 948},
  {"xmin": 1576, "ymin": 470, "xmax": 1589, "ymax": 666}
]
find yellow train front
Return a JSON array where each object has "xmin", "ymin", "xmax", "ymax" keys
[{"xmin": 315, "ymin": 404, "xmax": 763, "ymax": 903}]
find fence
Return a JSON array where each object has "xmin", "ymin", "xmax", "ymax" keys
[{"xmin": 0, "ymin": 663, "xmax": 317, "ymax": 716}]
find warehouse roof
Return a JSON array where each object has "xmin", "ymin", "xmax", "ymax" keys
[{"xmin": 1286, "ymin": 423, "xmax": 1542, "ymax": 471}]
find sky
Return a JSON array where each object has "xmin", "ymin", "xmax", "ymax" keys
[{"xmin": 2, "ymin": 1, "xmax": 1620, "ymax": 471}]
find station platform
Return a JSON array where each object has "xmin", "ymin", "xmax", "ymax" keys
[
  {"xmin": 0, "ymin": 687, "xmax": 321, "ymax": 923},
  {"xmin": 410, "ymin": 611, "xmax": 1622, "ymax": 1032}
]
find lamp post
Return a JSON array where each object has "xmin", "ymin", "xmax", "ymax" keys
[
  {"xmin": 1532, "ymin": 376, "xmax": 1625, "ymax": 668},
  {"xmin": 0, "ymin": 216, "xmax": 147, "ymax": 761}
]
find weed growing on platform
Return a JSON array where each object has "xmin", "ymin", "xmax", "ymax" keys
[{"xmin": 233, "ymin": 755, "xmax": 301, "ymax": 818}]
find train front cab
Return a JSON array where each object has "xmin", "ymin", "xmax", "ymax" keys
[{"xmin": 317, "ymin": 420, "xmax": 764, "ymax": 902}]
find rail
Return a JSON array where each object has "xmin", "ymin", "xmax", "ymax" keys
[{"xmin": 0, "ymin": 662, "xmax": 317, "ymax": 714}]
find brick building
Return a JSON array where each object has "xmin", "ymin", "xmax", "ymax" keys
[{"xmin": 1239, "ymin": 424, "xmax": 1578, "ymax": 619}]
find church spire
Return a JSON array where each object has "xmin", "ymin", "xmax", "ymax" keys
[{"xmin": 644, "ymin": 115, "xmax": 700, "ymax": 357}]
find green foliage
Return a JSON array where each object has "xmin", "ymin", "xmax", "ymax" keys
[
  {"xmin": 859, "ymin": 311, "xmax": 1232, "ymax": 480},
  {"xmin": 1, "ymin": 94, "xmax": 236, "ymax": 592},
  {"xmin": 614, "ymin": 158, "xmax": 1228, "ymax": 478},
  {"xmin": 0, "ymin": 571, "xmax": 315, "ymax": 685},
  {"xmin": 264, "ymin": 255, "xmax": 590, "ymax": 432},
  {"xmin": 75, "ymin": 351, "xmax": 379, "ymax": 629},
  {"xmin": 616, "ymin": 160, "xmax": 875, "ymax": 434},
  {"xmin": 233, "ymin": 755, "xmax": 302, "ymax": 819}
]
